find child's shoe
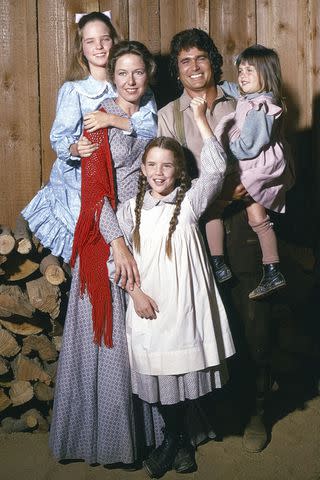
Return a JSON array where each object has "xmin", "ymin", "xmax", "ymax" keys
[
  {"xmin": 249, "ymin": 263, "xmax": 286, "ymax": 300},
  {"xmin": 143, "ymin": 430, "xmax": 179, "ymax": 478},
  {"xmin": 211, "ymin": 255, "xmax": 232, "ymax": 283},
  {"xmin": 173, "ymin": 434, "xmax": 197, "ymax": 473}
]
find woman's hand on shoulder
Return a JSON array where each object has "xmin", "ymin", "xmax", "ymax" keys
[
  {"xmin": 111, "ymin": 237, "xmax": 141, "ymax": 290},
  {"xmin": 84, "ymin": 111, "xmax": 131, "ymax": 133},
  {"xmin": 83, "ymin": 110, "xmax": 110, "ymax": 132}
]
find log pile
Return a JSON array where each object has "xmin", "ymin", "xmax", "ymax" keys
[{"xmin": 0, "ymin": 220, "xmax": 70, "ymax": 433}]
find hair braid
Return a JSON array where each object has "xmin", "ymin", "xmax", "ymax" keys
[
  {"xmin": 132, "ymin": 172, "xmax": 147, "ymax": 253},
  {"xmin": 165, "ymin": 171, "xmax": 191, "ymax": 258}
]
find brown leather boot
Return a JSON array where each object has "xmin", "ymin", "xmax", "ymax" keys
[{"xmin": 242, "ymin": 398, "xmax": 268, "ymax": 453}]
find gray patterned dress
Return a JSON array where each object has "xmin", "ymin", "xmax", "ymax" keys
[{"xmin": 49, "ymin": 98, "xmax": 162, "ymax": 465}]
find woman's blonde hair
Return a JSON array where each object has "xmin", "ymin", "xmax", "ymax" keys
[
  {"xmin": 64, "ymin": 12, "xmax": 119, "ymax": 82},
  {"xmin": 132, "ymin": 137, "xmax": 191, "ymax": 258}
]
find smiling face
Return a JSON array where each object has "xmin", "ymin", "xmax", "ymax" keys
[
  {"xmin": 82, "ymin": 20, "xmax": 113, "ymax": 75},
  {"xmin": 142, "ymin": 147, "xmax": 178, "ymax": 199},
  {"xmin": 177, "ymin": 47, "xmax": 214, "ymax": 96},
  {"xmin": 238, "ymin": 61, "xmax": 262, "ymax": 94},
  {"xmin": 113, "ymin": 53, "xmax": 148, "ymax": 108}
]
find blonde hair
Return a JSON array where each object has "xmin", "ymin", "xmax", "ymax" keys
[
  {"xmin": 64, "ymin": 12, "xmax": 119, "ymax": 82},
  {"xmin": 236, "ymin": 44, "xmax": 284, "ymax": 107},
  {"xmin": 133, "ymin": 137, "xmax": 191, "ymax": 258}
]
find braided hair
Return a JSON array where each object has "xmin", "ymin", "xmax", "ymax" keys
[{"xmin": 133, "ymin": 137, "xmax": 191, "ymax": 258}]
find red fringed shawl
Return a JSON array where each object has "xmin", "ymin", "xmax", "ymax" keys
[{"xmin": 70, "ymin": 114, "xmax": 116, "ymax": 347}]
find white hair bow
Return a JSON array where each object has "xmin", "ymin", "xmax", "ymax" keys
[{"xmin": 75, "ymin": 11, "xmax": 112, "ymax": 23}]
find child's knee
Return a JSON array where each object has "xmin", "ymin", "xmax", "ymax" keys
[{"xmin": 248, "ymin": 215, "xmax": 273, "ymax": 235}]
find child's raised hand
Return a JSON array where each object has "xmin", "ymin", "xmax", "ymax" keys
[
  {"xmin": 190, "ymin": 94, "xmax": 214, "ymax": 140},
  {"xmin": 84, "ymin": 110, "xmax": 110, "ymax": 132},
  {"xmin": 190, "ymin": 95, "xmax": 207, "ymax": 119},
  {"xmin": 133, "ymin": 289, "xmax": 159, "ymax": 320}
]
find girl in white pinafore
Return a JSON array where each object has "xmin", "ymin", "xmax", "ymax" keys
[{"xmin": 116, "ymin": 134, "xmax": 235, "ymax": 478}]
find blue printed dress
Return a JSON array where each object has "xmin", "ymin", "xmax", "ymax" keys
[
  {"xmin": 49, "ymin": 99, "xmax": 162, "ymax": 465},
  {"xmin": 22, "ymin": 75, "xmax": 157, "ymax": 262}
]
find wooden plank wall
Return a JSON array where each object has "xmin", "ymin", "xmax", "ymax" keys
[{"xmin": 0, "ymin": 0, "xmax": 319, "ymax": 231}]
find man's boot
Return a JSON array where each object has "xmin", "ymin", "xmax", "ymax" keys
[{"xmin": 242, "ymin": 396, "xmax": 268, "ymax": 453}]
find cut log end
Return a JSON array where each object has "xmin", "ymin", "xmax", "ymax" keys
[
  {"xmin": 16, "ymin": 238, "xmax": 33, "ymax": 255},
  {"xmin": 0, "ymin": 235, "xmax": 15, "ymax": 255},
  {"xmin": 40, "ymin": 254, "xmax": 66, "ymax": 285}
]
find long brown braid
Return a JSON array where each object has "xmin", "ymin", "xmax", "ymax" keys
[
  {"xmin": 133, "ymin": 137, "xmax": 191, "ymax": 258},
  {"xmin": 132, "ymin": 171, "xmax": 148, "ymax": 253},
  {"xmin": 166, "ymin": 169, "xmax": 190, "ymax": 258}
]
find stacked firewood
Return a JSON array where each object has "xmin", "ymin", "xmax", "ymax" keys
[{"xmin": 0, "ymin": 218, "xmax": 70, "ymax": 433}]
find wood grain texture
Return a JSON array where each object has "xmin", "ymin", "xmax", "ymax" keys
[
  {"xmin": 100, "ymin": 0, "xmax": 129, "ymax": 39},
  {"xmin": 159, "ymin": 0, "xmax": 210, "ymax": 54},
  {"xmin": 0, "ymin": 0, "xmax": 40, "ymax": 227},
  {"xmin": 128, "ymin": 0, "xmax": 161, "ymax": 53},
  {"xmin": 209, "ymin": 0, "xmax": 256, "ymax": 83},
  {"xmin": 0, "ymin": 0, "xmax": 319, "ymax": 228},
  {"xmin": 257, "ymin": 0, "xmax": 312, "ymax": 129}
]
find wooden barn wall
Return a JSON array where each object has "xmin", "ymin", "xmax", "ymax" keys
[{"xmin": 0, "ymin": 0, "xmax": 319, "ymax": 233}]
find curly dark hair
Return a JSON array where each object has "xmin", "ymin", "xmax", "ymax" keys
[{"xmin": 169, "ymin": 28, "xmax": 223, "ymax": 86}]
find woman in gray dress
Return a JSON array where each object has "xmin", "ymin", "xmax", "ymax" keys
[{"xmin": 49, "ymin": 41, "xmax": 160, "ymax": 466}]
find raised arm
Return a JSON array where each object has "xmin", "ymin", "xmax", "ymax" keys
[{"xmin": 187, "ymin": 136, "xmax": 227, "ymax": 218}]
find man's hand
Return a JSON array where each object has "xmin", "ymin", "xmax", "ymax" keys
[{"xmin": 219, "ymin": 172, "xmax": 247, "ymax": 201}]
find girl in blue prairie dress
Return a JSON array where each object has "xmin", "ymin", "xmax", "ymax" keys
[{"xmin": 21, "ymin": 12, "xmax": 157, "ymax": 263}]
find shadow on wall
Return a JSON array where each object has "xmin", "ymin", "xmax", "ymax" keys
[
  {"xmin": 265, "ymin": 84, "xmax": 317, "ymax": 250},
  {"xmin": 153, "ymin": 54, "xmax": 181, "ymax": 109}
]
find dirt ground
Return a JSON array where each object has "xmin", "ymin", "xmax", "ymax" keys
[{"xmin": 0, "ymin": 391, "xmax": 320, "ymax": 480}]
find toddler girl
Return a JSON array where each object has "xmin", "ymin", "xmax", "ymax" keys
[{"xmin": 209, "ymin": 44, "xmax": 295, "ymax": 299}]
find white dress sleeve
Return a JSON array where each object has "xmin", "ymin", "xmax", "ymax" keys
[{"xmin": 187, "ymin": 136, "xmax": 227, "ymax": 218}]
